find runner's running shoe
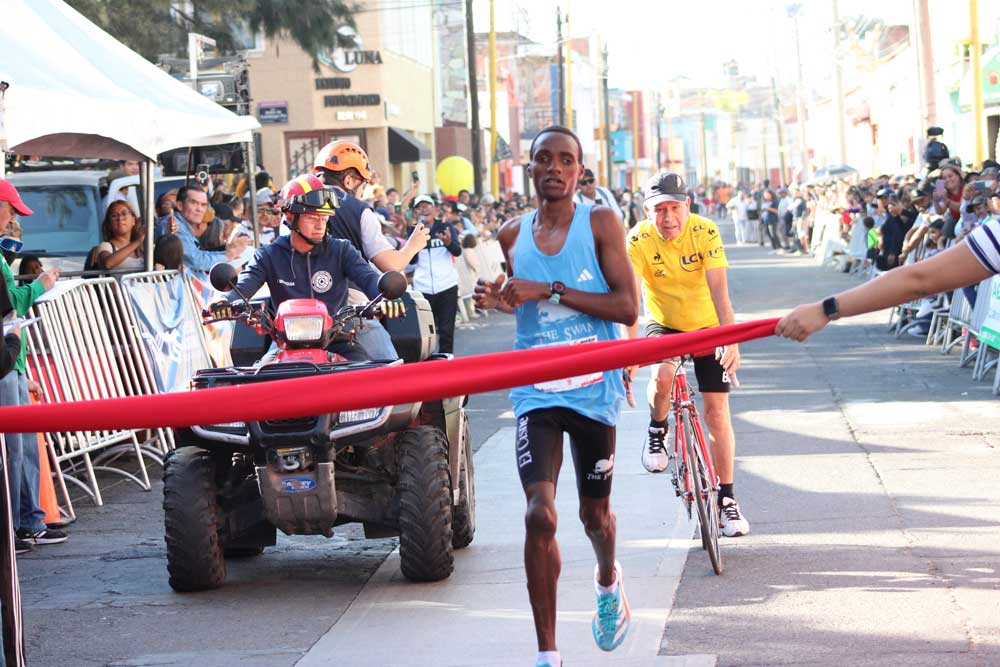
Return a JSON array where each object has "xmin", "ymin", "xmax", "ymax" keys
[
  {"xmin": 719, "ymin": 497, "xmax": 750, "ymax": 537},
  {"xmin": 642, "ymin": 426, "xmax": 668, "ymax": 473},
  {"xmin": 592, "ymin": 561, "xmax": 630, "ymax": 651}
]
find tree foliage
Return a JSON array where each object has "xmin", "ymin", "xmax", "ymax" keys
[{"xmin": 67, "ymin": 0, "xmax": 355, "ymax": 70}]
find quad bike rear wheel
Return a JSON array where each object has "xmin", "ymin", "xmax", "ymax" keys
[{"xmin": 397, "ymin": 426, "xmax": 454, "ymax": 582}]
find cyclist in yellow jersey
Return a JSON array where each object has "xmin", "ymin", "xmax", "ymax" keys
[{"xmin": 625, "ymin": 170, "xmax": 750, "ymax": 537}]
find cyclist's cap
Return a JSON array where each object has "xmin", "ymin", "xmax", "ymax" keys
[
  {"xmin": 412, "ymin": 194, "xmax": 436, "ymax": 208},
  {"xmin": 643, "ymin": 170, "xmax": 687, "ymax": 206},
  {"xmin": 582, "ymin": 168, "xmax": 595, "ymax": 179},
  {"xmin": 927, "ymin": 126, "xmax": 944, "ymax": 137}
]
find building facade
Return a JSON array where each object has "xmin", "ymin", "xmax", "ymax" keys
[{"xmin": 246, "ymin": 2, "xmax": 437, "ymax": 191}]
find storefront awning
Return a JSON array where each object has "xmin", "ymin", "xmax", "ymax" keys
[{"xmin": 388, "ymin": 127, "xmax": 431, "ymax": 163}]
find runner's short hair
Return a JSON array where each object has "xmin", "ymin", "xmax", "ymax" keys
[{"xmin": 529, "ymin": 126, "xmax": 583, "ymax": 162}]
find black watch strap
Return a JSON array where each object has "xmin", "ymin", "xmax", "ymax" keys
[{"xmin": 822, "ymin": 296, "xmax": 840, "ymax": 320}]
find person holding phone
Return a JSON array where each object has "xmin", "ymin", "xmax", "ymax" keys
[
  {"xmin": 312, "ymin": 141, "xmax": 430, "ymax": 360},
  {"xmin": 409, "ymin": 195, "xmax": 462, "ymax": 354}
]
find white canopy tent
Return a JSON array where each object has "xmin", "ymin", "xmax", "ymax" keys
[
  {"xmin": 0, "ymin": 0, "xmax": 264, "ymax": 263},
  {"xmin": 0, "ymin": 0, "xmax": 260, "ymax": 161}
]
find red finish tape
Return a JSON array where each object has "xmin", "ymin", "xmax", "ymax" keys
[{"xmin": 0, "ymin": 320, "xmax": 778, "ymax": 433}]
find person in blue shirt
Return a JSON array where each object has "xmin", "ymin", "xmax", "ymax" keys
[
  {"xmin": 165, "ymin": 186, "xmax": 251, "ymax": 272},
  {"xmin": 474, "ymin": 126, "xmax": 638, "ymax": 667}
]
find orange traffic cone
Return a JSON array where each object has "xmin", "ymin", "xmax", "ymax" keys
[
  {"xmin": 29, "ymin": 393, "xmax": 63, "ymax": 526},
  {"xmin": 36, "ymin": 433, "xmax": 61, "ymax": 526}
]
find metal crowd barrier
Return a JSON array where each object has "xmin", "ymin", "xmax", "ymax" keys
[
  {"xmin": 22, "ymin": 270, "xmax": 218, "ymax": 512},
  {"xmin": 24, "ymin": 279, "xmax": 158, "ymax": 512},
  {"xmin": 940, "ymin": 285, "xmax": 974, "ymax": 355},
  {"xmin": 969, "ymin": 276, "xmax": 999, "ymax": 383}
]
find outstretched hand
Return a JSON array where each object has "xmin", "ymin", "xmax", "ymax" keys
[
  {"xmin": 474, "ymin": 273, "xmax": 507, "ymax": 311},
  {"xmin": 775, "ymin": 302, "xmax": 830, "ymax": 342}
]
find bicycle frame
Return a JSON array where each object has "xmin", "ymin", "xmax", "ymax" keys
[{"xmin": 668, "ymin": 361, "xmax": 720, "ymax": 513}]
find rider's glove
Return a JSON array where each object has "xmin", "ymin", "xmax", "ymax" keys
[
  {"xmin": 208, "ymin": 301, "xmax": 236, "ymax": 319},
  {"xmin": 376, "ymin": 298, "xmax": 407, "ymax": 319}
]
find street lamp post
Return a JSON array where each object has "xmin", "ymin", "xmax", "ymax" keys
[{"xmin": 788, "ymin": 3, "xmax": 811, "ymax": 182}]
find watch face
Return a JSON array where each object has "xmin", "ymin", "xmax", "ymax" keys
[{"xmin": 552, "ymin": 281, "xmax": 566, "ymax": 295}]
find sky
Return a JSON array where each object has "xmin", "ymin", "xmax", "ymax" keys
[{"xmin": 473, "ymin": 0, "xmax": 917, "ymax": 90}]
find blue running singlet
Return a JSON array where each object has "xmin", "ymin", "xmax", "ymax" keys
[{"xmin": 509, "ymin": 204, "xmax": 624, "ymax": 426}]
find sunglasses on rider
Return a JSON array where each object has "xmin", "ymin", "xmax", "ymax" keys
[
  {"xmin": 0, "ymin": 237, "xmax": 24, "ymax": 254},
  {"xmin": 285, "ymin": 188, "xmax": 340, "ymax": 213},
  {"xmin": 579, "ymin": 179, "xmax": 595, "ymax": 186}
]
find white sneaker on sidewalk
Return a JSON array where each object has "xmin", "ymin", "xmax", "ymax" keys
[
  {"xmin": 642, "ymin": 426, "xmax": 668, "ymax": 473},
  {"xmin": 719, "ymin": 497, "xmax": 750, "ymax": 537}
]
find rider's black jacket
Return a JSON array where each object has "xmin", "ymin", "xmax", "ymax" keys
[{"xmin": 226, "ymin": 234, "xmax": 380, "ymax": 315}]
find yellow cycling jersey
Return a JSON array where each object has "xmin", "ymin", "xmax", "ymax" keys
[{"xmin": 626, "ymin": 213, "xmax": 729, "ymax": 331}]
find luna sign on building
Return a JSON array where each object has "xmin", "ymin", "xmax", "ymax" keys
[{"xmin": 320, "ymin": 25, "xmax": 383, "ymax": 73}]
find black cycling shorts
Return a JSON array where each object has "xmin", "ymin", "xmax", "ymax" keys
[
  {"xmin": 645, "ymin": 322, "xmax": 731, "ymax": 394},
  {"xmin": 515, "ymin": 407, "xmax": 616, "ymax": 498}
]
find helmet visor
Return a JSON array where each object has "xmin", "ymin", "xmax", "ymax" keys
[{"xmin": 285, "ymin": 188, "xmax": 340, "ymax": 214}]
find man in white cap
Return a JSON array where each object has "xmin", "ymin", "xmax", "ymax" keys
[{"xmin": 625, "ymin": 170, "xmax": 749, "ymax": 538}]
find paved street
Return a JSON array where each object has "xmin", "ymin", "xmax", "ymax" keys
[{"xmin": 17, "ymin": 216, "xmax": 1000, "ymax": 666}]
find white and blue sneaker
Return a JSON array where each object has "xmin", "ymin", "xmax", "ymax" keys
[{"xmin": 592, "ymin": 560, "xmax": 631, "ymax": 651}]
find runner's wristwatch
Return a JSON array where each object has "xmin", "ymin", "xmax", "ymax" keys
[
  {"xmin": 822, "ymin": 296, "xmax": 840, "ymax": 320},
  {"xmin": 549, "ymin": 281, "xmax": 566, "ymax": 305}
]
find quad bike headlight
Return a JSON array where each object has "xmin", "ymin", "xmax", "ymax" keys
[
  {"xmin": 338, "ymin": 408, "xmax": 382, "ymax": 424},
  {"xmin": 283, "ymin": 315, "xmax": 326, "ymax": 342}
]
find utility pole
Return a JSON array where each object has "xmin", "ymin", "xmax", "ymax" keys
[
  {"xmin": 595, "ymin": 35, "xmax": 605, "ymax": 186},
  {"xmin": 602, "ymin": 44, "xmax": 613, "ymax": 188},
  {"xmin": 914, "ymin": 0, "xmax": 936, "ymax": 127},
  {"xmin": 970, "ymin": 0, "xmax": 985, "ymax": 165},
  {"xmin": 699, "ymin": 91, "xmax": 708, "ymax": 187},
  {"xmin": 565, "ymin": 14, "xmax": 573, "ymax": 130},
  {"xmin": 832, "ymin": 0, "xmax": 848, "ymax": 165},
  {"xmin": 465, "ymin": 0, "xmax": 483, "ymax": 196},
  {"xmin": 789, "ymin": 4, "xmax": 810, "ymax": 182},
  {"xmin": 556, "ymin": 8, "xmax": 566, "ymax": 126},
  {"xmin": 631, "ymin": 92, "xmax": 640, "ymax": 189},
  {"xmin": 489, "ymin": 0, "xmax": 498, "ymax": 197},
  {"xmin": 655, "ymin": 90, "xmax": 663, "ymax": 171},
  {"xmin": 771, "ymin": 77, "xmax": 788, "ymax": 184}
]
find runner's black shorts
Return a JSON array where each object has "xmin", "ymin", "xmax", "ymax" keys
[
  {"xmin": 644, "ymin": 322, "xmax": 731, "ymax": 394},
  {"xmin": 515, "ymin": 407, "xmax": 616, "ymax": 498}
]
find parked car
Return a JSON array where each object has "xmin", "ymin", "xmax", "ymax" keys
[{"xmin": 5, "ymin": 170, "xmax": 183, "ymax": 274}]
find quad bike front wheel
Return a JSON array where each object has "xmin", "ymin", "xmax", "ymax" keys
[
  {"xmin": 163, "ymin": 447, "xmax": 227, "ymax": 591},
  {"xmin": 451, "ymin": 417, "xmax": 476, "ymax": 549},
  {"xmin": 397, "ymin": 426, "xmax": 454, "ymax": 582}
]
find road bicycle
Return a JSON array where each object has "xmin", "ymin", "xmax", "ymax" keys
[{"xmin": 654, "ymin": 356, "xmax": 723, "ymax": 575}]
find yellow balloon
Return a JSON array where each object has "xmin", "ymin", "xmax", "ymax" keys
[{"xmin": 435, "ymin": 156, "xmax": 474, "ymax": 197}]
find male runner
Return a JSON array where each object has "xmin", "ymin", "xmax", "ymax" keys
[
  {"xmin": 474, "ymin": 126, "xmax": 638, "ymax": 667},
  {"xmin": 625, "ymin": 170, "xmax": 750, "ymax": 537}
]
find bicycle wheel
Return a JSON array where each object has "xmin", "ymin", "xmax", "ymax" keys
[{"xmin": 681, "ymin": 410, "xmax": 722, "ymax": 575}]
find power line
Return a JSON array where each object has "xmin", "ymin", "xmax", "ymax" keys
[{"xmin": 352, "ymin": 1, "xmax": 462, "ymax": 14}]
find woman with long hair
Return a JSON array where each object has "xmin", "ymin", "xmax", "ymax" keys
[
  {"xmin": 95, "ymin": 201, "xmax": 145, "ymax": 271},
  {"xmin": 933, "ymin": 163, "xmax": 964, "ymax": 225}
]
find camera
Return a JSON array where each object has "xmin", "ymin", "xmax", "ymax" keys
[
  {"xmin": 411, "ymin": 170, "xmax": 420, "ymax": 183},
  {"xmin": 196, "ymin": 163, "xmax": 210, "ymax": 186}
]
